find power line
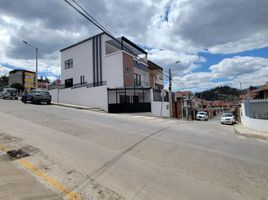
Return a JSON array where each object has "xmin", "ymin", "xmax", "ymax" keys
[
  {"xmin": 76, "ymin": 0, "xmax": 115, "ymax": 35},
  {"xmin": 70, "ymin": 0, "xmax": 113, "ymax": 36},
  {"xmin": 63, "ymin": 0, "xmax": 144, "ymax": 59}
]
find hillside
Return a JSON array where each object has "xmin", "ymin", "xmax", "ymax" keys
[{"xmin": 195, "ymin": 86, "xmax": 240, "ymax": 101}]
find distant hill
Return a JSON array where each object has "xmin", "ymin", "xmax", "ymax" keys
[{"xmin": 195, "ymin": 86, "xmax": 240, "ymax": 101}]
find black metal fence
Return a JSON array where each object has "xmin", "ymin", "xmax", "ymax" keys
[
  {"xmin": 48, "ymin": 81, "xmax": 107, "ymax": 90},
  {"xmin": 107, "ymin": 87, "xmax": 151, "ymax": 113}
]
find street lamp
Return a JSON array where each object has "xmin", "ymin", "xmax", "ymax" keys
[
  {"xmin": 168, "ymin": 60, "xmax": 180, "ymax": 117},
  {"xmin": 22, "ymin": 40, "xmax": 38, "ymax": 89}
]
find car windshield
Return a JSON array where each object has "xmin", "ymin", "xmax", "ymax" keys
[
  {"xmin": 198, "ymin": 112, "xmax": 206, "ymax": 115},
  {"xmin": 222, "ymin": 113, "xmax": 233, "ymax": 117}
]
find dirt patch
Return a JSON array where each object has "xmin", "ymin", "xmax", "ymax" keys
[{"xmin": 0, "ymin": 133, "xmax": 21, "ymax": 144}]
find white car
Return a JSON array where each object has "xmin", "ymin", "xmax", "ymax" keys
[
  {"xmin": 196, "ymin": 111, "xmax": 208, "ymax": 121},
  {"xmin": 220, "ymin": 113, "xmax": 236, "ymax": 125}
]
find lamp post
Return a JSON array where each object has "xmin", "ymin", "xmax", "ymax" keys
[
  {"xmin": 22, "ymin": 40, "xmax": 38, "ymax": 89},
  {"xmin": 168, "ymin": 61, "xmax": 180, "ymax": 117}
]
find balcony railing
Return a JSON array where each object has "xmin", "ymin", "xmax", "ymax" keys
[{"xmin": 134, "ymin": 79, "xmax": 148, "ymax": 87}]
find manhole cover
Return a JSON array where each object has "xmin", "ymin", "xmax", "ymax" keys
[{"xmin": 7, "ymin": 149, "xmax": 30, "ymax": 160}]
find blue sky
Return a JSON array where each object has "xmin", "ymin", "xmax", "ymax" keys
[{"xmin": 0, "ymin": 0, "xmax": 268, "ymax": 91}]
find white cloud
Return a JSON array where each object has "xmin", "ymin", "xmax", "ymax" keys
[
  {"xmin": 172, "ymin": 56, "xmax": 268, "ymax": 92},
  {"xmin": 0, "ymin": 65, "xmax": 11, "ymax": 76},
  {"xmin": 0, "ymin": 0, "xmax": 268, "ymax": 91}
]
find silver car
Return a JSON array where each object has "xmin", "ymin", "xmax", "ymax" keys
[
  {"xmin": 196, "ymin": 111, "xmax": 208, "ymax": 121},
  {"xmin": 220, "ymin": 113, "xmax": 236, "ymax": 125}
]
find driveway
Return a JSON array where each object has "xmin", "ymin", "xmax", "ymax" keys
[{"xmin": 0, "ymin": 100, "xmax": 268, "ymax": 200}]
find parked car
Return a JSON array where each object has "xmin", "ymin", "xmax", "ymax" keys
[
  {"xmin": 196, "ymin": 111, "xmax": 208, "ymax": 121},
  {"xmin": 0, "ymin": 88, "xmax": 18, "ymax": 100},
  {"xmin": 21, "ymin": 90, "xmax": 51, "ymax": 104},
  {"xmin": 220, "ymin": 113, "xmax": 236, "ymax": 125}
]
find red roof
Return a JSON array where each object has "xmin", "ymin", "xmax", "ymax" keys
[{"xmin": 175, "ymin": 91, "xmax": 192, "ymax": 97}]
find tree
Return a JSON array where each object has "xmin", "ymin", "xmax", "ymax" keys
[
  {"xmin": 10, "ymin": 83, "xmax": 24, "ymax": 93},
  {"xmin": 0, "ymin": 75, "xmax": 9, "ymax": 87},
  {"xmin": 249, "ymin": 85, "xmax": 257, "ymax": 91}
]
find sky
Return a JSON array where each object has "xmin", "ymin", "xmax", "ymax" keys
[{"xmin": 0, "ymin": 0, "xmax": 268, "ymax": 92}]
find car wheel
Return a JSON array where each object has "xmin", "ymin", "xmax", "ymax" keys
[{"xmin": 47, "ymin": 101, "xmax": 51, "ymax": 105}]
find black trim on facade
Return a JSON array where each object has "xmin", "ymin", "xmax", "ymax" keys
[
  {"xmin": 92, "ymin": 36, "xmax": 95, "ymax": 86},
  {"xmin": 60, "ymin": 32, "xmax": 105, "ymax": 52},
  {"xmin": 99, "ymin": 35, "xmax": 102, "ymax": 83}
]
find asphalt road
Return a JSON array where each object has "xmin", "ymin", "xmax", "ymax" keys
[{"xmin": 0, "ymin": 100, "xmax": 268, "ymax": 200}]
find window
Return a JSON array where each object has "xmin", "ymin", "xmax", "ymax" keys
[
  {"xmin": 65, "ymin": 78, "xmax": 73, "ymax": 88},
  {"xmin": 80, "ymin": 75, "xmax": 85, "ymax": 84},
  {"xmin": 135, "ymin": 73, "xmax": 141, "ymax": 86},
  {"xmin": 126, "ymin": 68, "xmax": 131, "ymax": 76},
  {"xmin": 64, "ymin": 59, "xmax": 73, "ymax": 69},
  {"xmin": 120, "ymin": 95, "xmax": 130, "ymax": 104}
]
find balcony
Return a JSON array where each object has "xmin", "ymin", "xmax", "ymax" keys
[{"xmin": 134, "ymin": 79, "xmax": 148, "ymax": 87}]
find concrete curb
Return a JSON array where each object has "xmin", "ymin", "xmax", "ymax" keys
[
  {"xmin": 234, "ymin": 124, "xmax": 268, "ymax": 141},
  {"xmin": 51, "ymin": 102, "xmax": 106, "ymax": 112}
]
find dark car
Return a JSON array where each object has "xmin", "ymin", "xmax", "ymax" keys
[{"xmin": 21, "ymin": 90, "xmax": 51, "ymax": 104}]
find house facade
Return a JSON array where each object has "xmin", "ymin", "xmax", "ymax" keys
[{"xmin": 49, "ymin": 32, "xmax": 169, "ymax": 116}]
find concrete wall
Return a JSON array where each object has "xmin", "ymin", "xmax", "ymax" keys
[
  {"xmin": 150, "ymin": 89, "xmax": 170, "ymax": 117},
  {"xmin": 151, "ymin": 101, "xmax": 170, "ymax": 117},
  {"xmin": 49, "ymin": 86, "xmax": 108, "ymax": 111},
  {"xmin": 241, "ymin": 103, "xmax": 268, "ymax": 132}
]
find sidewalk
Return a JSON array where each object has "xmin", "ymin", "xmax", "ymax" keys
[
  {"xmin": 52, "ymin": 102, "xmax": 105, "ymax": 112},
  {"xmin": 234, "ymin": 124, "xmax": 268, "ymax": 140},
  {"xmin": 0, "ymin": 153, "xmax": 61, "ymax": 200}
]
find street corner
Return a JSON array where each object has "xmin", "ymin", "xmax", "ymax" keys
[{"xmin": 234, "ymin": 124, "xmax": 268, "ymax": 141}]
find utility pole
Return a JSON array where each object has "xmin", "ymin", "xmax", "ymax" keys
[
  {"xmin": 22, "ymin": 40, "xmax": 38, "ymax": 89},
  {"xmin": 169, "ymin": 68, "xmax": 172, "ymax": 117},
  {"xmin": 168, "ymin": 61, "xmax": 180, "ymax": 117},
  {"xmin": 35, "ymin": 47, "xmax": 38, "ymax": 89},
  {"xmin": 239, "ymin": 81, "xmax": 242, "ymax": 94}
]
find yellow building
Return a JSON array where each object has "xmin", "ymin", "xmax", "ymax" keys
[
  {"xmin": 24, "ymin": 71, "xmax": 35, "ymax": 89},
  {"xmin": 9, "ymin": 70, "xmax": 36, "ymax": 90}
]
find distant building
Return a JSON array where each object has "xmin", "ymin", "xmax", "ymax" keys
[
  {"xmin": 254, "ymin": 82, "xmax": 268, "ymax": 99},
  {"xmin": 9, "ymin": 69, "xmax": 35, "ymax": 90},
  {"xmin": 148, "ymin": 60, "xmax": 163, "ymax": 90},
  {"xmin": 37, "ymin": 77, "xmax": 49, "ymax": 89}
]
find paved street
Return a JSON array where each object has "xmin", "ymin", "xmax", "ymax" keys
[{"xmin": 0, "ymin": 100, "xmax": 268, "ymax": 200}]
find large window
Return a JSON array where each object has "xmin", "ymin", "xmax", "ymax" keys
[
  {"xmin": 64, "ymin": 59, "xmax": 73, "ymax": 69},
  {"xmin": 65, "ymin": 78, "xmax": 73, "ymax": 88}
]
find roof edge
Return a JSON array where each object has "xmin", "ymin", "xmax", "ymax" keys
[{"xmin": 60, "ymin": 32, "xmax": 106, "ymax": 52}]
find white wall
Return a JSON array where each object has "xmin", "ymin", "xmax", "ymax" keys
[
  {"xmin": 103, "ymin": 51, "xmax": 124, "ymax": 88},
  {"xmin": 241, "ymin": 103, "xmax": 268, "ymax": 132},
  {"xmin": 150, "ymin": 89, "xmax": 170, "ymax": 117},
  {"xmin": 151, "ymin": 101, "xmax": 170, "ymax": 117},
  {"xmin": 49, "ymin": 86, "xmax": 108, "ymax": 111},
  {"xmin": 61, "ymin": 39, "xmax": 93, "ymax": 85}
]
